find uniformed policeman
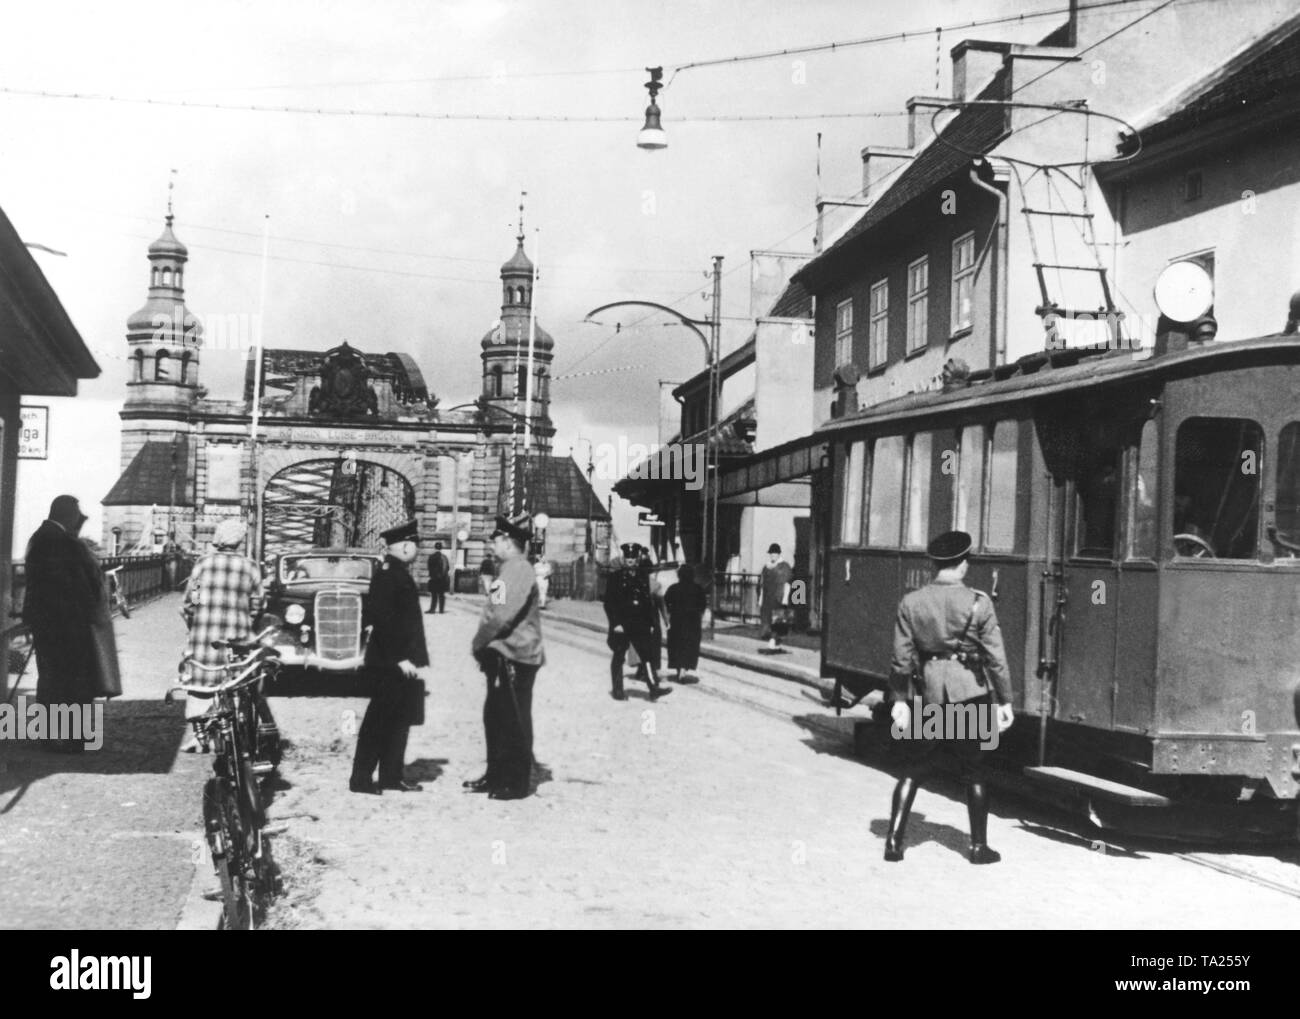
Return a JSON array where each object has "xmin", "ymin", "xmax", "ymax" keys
[
  {"xmin": 883, "ymin": 530, "xmax": 1014, "ymax": 864},
  {"xmin": 468, "ymin": 512, "xmax": 545, "ymax": 800},
  {"xmin": 349, "ymin": 519, "xmax": 430, "ymax": 795},
  {"xmin": 604, "ymin": 542, "xmax": 671, "ymax": 701}
]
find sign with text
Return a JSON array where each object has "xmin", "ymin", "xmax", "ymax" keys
[
  {"xmin": 638, "ymin": 512, "xmax": 665, "ymax": 527},
  {"xmin": 19, "ymin": 405, "xmax": 48, "ymax": 459}
]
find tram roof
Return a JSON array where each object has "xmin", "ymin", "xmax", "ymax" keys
[{"xmin": 816, "ymin": 334, "xmax": 1300, "ymax": 438}]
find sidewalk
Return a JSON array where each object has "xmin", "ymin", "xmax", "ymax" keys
[
  {"xmin": 0, "ymin": 593, "xmax": 210, "ymax": 930},
  {"xmin": 454, "ymin": 593, "xmax": 829, "ymax": 691}
]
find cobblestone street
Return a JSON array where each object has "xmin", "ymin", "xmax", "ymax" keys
[
  {"xmin": 5, "ymin": 592, "xmax": 1300, "ymax": 929},
  {"xmin": 256, "ymin": 595, "xmax": 1300, "ymax": 929}
]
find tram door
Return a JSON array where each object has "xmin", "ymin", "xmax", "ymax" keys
[{"xmin": 1043, "ymin": 416, "xmax": 1125, "ymax": 731}]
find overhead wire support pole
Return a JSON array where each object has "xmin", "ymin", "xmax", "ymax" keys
[
  {"xmin": 707, "ymin": 255, "xmax": 723, "ymax": 640},
  {"xmin": 251, "ymin": 213, "xmax": 270, "ymax": 560}
]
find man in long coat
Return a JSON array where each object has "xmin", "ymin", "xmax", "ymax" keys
[
  {"xmin": 22, "ymin": 495, "xmax": 122, "ymax": 752},
  {"xmin": 426, "ymin": 542, "xmax": 450, "ymax": 615},
  {"xmin": 603, "ymin": 542, "xmax": 670, "ymax": 701}
]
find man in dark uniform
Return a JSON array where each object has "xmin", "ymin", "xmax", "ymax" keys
[
  {"xmin": 468, "ymin": 513, "xmax": 545, "ymax": 800},
  {"xmin": 883, "ymin": 530, "xmax": 1014, "ymax": 864},
  {"xmin": 604, "ymin": 542, "xmax": 671, "ymax": 702},
  {"xmin": 426, "ymin": 541, "xmax": 450, "ymax": 614},
  {"xmin": 350, "ymin": 519, "xmax": 429, "ymax": 795}
]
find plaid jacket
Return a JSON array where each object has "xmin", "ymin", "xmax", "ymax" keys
[{"xmin": 180, "ymin": 551, "xmax": 264, "ymax": 683}]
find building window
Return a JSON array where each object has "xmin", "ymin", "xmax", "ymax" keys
[
  {"xmin": 517, "ymin": 365, "xmax": 527, "ymax": 397},
  {"xmin": 906, "ymin": 256, "xmax": 929, "ymax": 354},
  {"xmin": 1174, "ymin": 417, "xmax": 1262, "ymax": 559},
  {"xmin": 155, "ymin": 350, "xmax": 170, "ymax": 382},
  {"xmin": 951, "ymin": 233, "xmax": 975, "ymax": 334},
  {"xmin": 868, "ymin": 280, "xmax": 888, "ymax": 370},
  {"xmin": 985, "ymin": 422, "xmax": 1019, "ymax": 551},
  {"xmin": 492, "ymin": 365, "xmax": 503, "ymax": 397},
  {"xmin": 904, "ymin": 432, "xmax": 932, "ymax": 548},
  {"xmin": 180, "ymin": 351, "xmax": 191, "ymax": 384},
  {"xmin": 161, "ymin": 267, "xmax": 172, "ymax": 286},
  {"xmin": 835, "ymin": 298, "xmax": 854, "ymax": 367},
  {"xmin": 867, "ymin": 434, "xmax": 905, "ymax": 547},
  {"xmin": 956, "ymin": 426, "xmax": 985, "ymax": 543},
  {"xmin": 133, "ymin": 349, "xmax": 145, "ymax": 382},
  {"xmin": 151, "ymin": 268, "xmax": 159, "ymax": 287},
  {"xmin": 840, "ymin": 441, "xmax": 866, "ymax": 545}
]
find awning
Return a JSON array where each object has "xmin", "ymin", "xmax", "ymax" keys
[{"xmin": 718, "ymin": 433, "xmax": 827, "ymax": 499}]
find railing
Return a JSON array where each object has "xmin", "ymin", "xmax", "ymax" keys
[{"xmin": 11, "ymin": 552, "xmax": 193, "ymax": 613}]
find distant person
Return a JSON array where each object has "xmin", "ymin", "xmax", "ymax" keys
[
  {"xmin": 664, "ymin": 563, "xmax": 705, "ymax": 684},
  {"xmin": 478, "ymin": 552, "xmax": 497, "ymax": 595},
  {"xmin": 759, "ymin": 543, "xmax": 793, "ymax": 655},
  {"xmin": 603, "ymin": 543, "xmax": 670, "ymax": 701},
  {"xmin": 179, "ymin": 519, "xmax": 264, "ymax": 752},
  {"xmin": 22, "ymin": 495, "xmax": 122, "ymax": 752},
  {"xmin": 427, "ymin": 541, "xmax": 450, "ymax": 615},
  {"xmin": 533, "ymin": 556, "xmax": 552, "ymax": 610}
]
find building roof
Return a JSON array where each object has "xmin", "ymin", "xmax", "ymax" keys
[
  {"xmin": 103, "ymin": 440, "xmax": 193, "ymax": 507},
  {"xmin": 768, "ymin": 276, "xmax": 813, "ymax": 319},
  {"xmin": 0, "ymin": 207, "xmax": 99, "ymax": 396},
  {"xmin": 511, "ymin": 453, "xmax": 610, "ymax": 521},
  {"xmin": 794, "ymin": 68, "xmax": 1010, "ymax": 288},
  {"xmin": 501, "ymin": 236, "xmax": 534, "ymax": 276},
  {"xmin": 148, "ymin": 216, "xmax": 188, "ymax": 259},
  {"xmin": 1120, "ymin": 9, "xmax": 1300, "ymax": 153}
]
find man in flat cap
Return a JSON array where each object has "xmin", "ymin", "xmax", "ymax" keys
[
  {"xmin": 468, "ymin": 512, "xmax": 545, "ymax": 800},
  {"xmin": 350, "ymin": 519, "xmax": 429, "ymax": 794},
  {"xmin": 22, "ymin": 495, "xmax": 121, "ymax": 752},
  {"xmin": 178, "ymin": 517, "xmax": 263, "ymax": 751},
  {"xmin": 603, "ymin": 542, "xmax": 671, "ymax": 701},
  {"xmin": 882, "ymin": 529, "xmax": 1014, "ymax": 864}
]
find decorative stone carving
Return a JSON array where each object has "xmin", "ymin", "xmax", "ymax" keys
[{"xmin": 309, "ymin": 342, "xmax": 379, "ymax": 418}]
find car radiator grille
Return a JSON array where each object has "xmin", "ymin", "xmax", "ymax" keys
[{"xmin": 314, "ymin": 589, "xmax": 363, "ymax": 661}]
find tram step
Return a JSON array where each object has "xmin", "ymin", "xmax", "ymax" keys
[{"xmin": 1022, "ymin": 766, "xmax": 1172, "ymax": 808}]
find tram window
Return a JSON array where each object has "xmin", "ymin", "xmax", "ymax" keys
[
  {"xmin": 985, "ymin": 423, "xmax": 1019, "ymax": 551},
  {"xmin": 840, "ymin": 441, "xmax": 866, "ymax": 545},
  {"xmin": 1075, "ymin": 448, "xmax": 1120, "ymax": 558},
  {"xmin": 1173, "ymin": 417, "xmax": 1262, "ymax": 560},
  {"xmin": 904, "ymin": 433, "xmax": 932, "ymax": 548},
  {"xmin": 956, "ymin": 426, "xmax": 985, "ymax": 544},
  {"xmin": 867, "ymin": 435, "xmax": 905, "ymax": 547},
  {"xmin": 1129, "ymin": 418, "xmax": 1159, "ymax": 559},
  {"xmin": 1276, "ymin": 424, "xmax": 1300, "ymax": 554}
]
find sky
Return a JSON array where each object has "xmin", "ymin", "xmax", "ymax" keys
[{"xmin": 5, "ymin": 0, "xmax": 1066, "ymax": 551}]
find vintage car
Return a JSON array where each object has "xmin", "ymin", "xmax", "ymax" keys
[{"xmin": 259, "ymin": 549, "xmax": 382, "ymax": 672}]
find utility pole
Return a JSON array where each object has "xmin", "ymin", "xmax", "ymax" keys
[{"xmin": 706, "ymin": 255, "xmax": 723, "ymax": 639}]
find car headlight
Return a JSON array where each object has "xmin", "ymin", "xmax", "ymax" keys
[{"xmin": 285, "ymin": 604, "xmax": 306, "ymax": 625}]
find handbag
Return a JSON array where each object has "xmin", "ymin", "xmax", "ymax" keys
[
  {"xmin": 919, "ymin": 596, "xmax": 987, "ymax": 705},
  {"xmin": 405, "ymin": 675, "xmax": 427, "ymax": 726}
]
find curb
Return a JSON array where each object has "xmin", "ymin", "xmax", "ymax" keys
[{"xmin": 175, "ymin": 833, "xmax": 224, "ymax": 931}]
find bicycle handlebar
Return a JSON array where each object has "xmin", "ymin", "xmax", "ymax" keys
[{"xmin": 171, "ymin": 653, "xmax": 269, "ymax": 700}]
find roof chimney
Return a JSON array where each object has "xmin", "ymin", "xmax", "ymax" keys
[
  {"xmin": 860, "ymin": 145, "xmax": 913, "ymax": 201},
  {"xmin": 951, "ymin": 40, "xmax": 1010, "ymax": 103},
  {"xmin": 906, "ymin": 96, "xmax": 952, "ymax": 149}
]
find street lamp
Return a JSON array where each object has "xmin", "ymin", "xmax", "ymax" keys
[
  {"xmin": 583, "ymin": 261, "xmax": 724, "ymax": 637},
  {"xmin": 637, "ymin": 67, "xmax": 667, "ymax": 150}
]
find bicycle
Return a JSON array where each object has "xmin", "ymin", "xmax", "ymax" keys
[
  {"xmin": 105, "ymin": 566, "xmax": 130, "ymax": 619},
  {"xmin": 169, "ymin": 632, "xmax": 282, "ymax": 930}
]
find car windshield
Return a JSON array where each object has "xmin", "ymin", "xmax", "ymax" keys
[{"xmin": 280, "ymin": 555, "xmax": 375, "ymax": 582}]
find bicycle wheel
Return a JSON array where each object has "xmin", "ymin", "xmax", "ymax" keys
[
  {"xmin": 117, "ymin": 595, "xmax": 131, "ymax": 620},
  {"xmin": 219, "ymin": 784, "xmax": 255, "ymax": 931}
]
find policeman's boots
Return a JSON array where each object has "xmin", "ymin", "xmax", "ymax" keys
[
  {"xmin": 967, "ymin": 782, "xmax": 1001, "ymax": 864},
  {"xmin": 884, "ymin": 776, "xmax": 919, "ymax": 862},
  {"xmin": 610, "ymin": 658, "xmax": 627, "ymax": 701}
]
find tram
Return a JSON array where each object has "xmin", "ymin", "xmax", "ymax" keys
[{"xmin": 819, "ymin": 316, "xmax": 1300, "ymax": 833}]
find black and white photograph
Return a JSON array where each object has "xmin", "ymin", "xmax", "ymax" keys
[{"xmin": 0, "ymin": 0, "xmax": 1297, "ymax": 966}]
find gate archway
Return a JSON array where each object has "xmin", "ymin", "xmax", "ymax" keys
[{"xmin": 262, "ymin": 457, "xmax": 416, "ymax": 557}]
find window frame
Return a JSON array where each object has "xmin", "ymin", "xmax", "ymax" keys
[
  {"xmin": 984, "ymin": 420, "xmax": 1020, "ymax": 553},
  {"xmin": 903, "ymin": 432, "xmax": 933, "ymax": 549},
  {"xmin": 906, "ymin": 256, "xmax": 929, "ymax": 355},
  {"xmin": 839, "ymin": 440, "xmax": 868, "ymax": 546},
  {"xmin": 951, "ymin": 232, "xmax": 976, "ymax": 335},
  {"xmin": 867, "ymin": 434, "xmax": 906, "ymax": 549},
  {"xmin": 868, "ymin": 279, "xmax": 889, "ymax": 370},
  {"xmin": 835, "ymin": 298, "xmax": 854, "ymax": 367}
]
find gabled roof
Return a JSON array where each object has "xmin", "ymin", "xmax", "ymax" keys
[
  {"xmin": 794, "ymin": 67, "xmax": 1010, "ymax": 288},
  {"xmin": 103, "ymin": 440, "xmax": 193, "ymax": 507},
  {"xmin": 1121, "ymin": 9, "xmax": 1300, "ymax": 152},
  {"xmin": 511, "ymin": 454, "xmax": 610, "ymax": 521},
  {"xmin": 768, "ymin": 276, "xmax": 813, "ymax": 319}
]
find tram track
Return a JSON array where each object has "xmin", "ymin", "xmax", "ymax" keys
[{"xmin": 520, "ymin": 608, "xmax": 1300, "ymax": 900}]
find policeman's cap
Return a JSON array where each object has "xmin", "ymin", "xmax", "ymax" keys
[
  {"xmin": 381, "ymin": 519, "xmax": 419, "ymax": 545},
  {"xmin": 490, "ymin": 513, "xmax": 531, "ymax": 546},
  {"xmin": 927, "ymin": 529, "xmax": 972, "ymax": 564},
  {"xmin": 620, "ymin": 542, "xmax": 644, "ymax": 558}
]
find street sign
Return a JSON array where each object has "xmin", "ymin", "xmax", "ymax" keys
[
  {"xmin": 19, "ymin": 405, "xmax": 48, "ymax": 459},
  {"xmin": 638, "ymin": 512, "xmax": 664, "ymax": 527}
]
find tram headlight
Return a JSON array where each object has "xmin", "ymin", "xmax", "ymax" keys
[{"xmin": 285, "ymin": 604, "xmax": 306, "ymax": 625}]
